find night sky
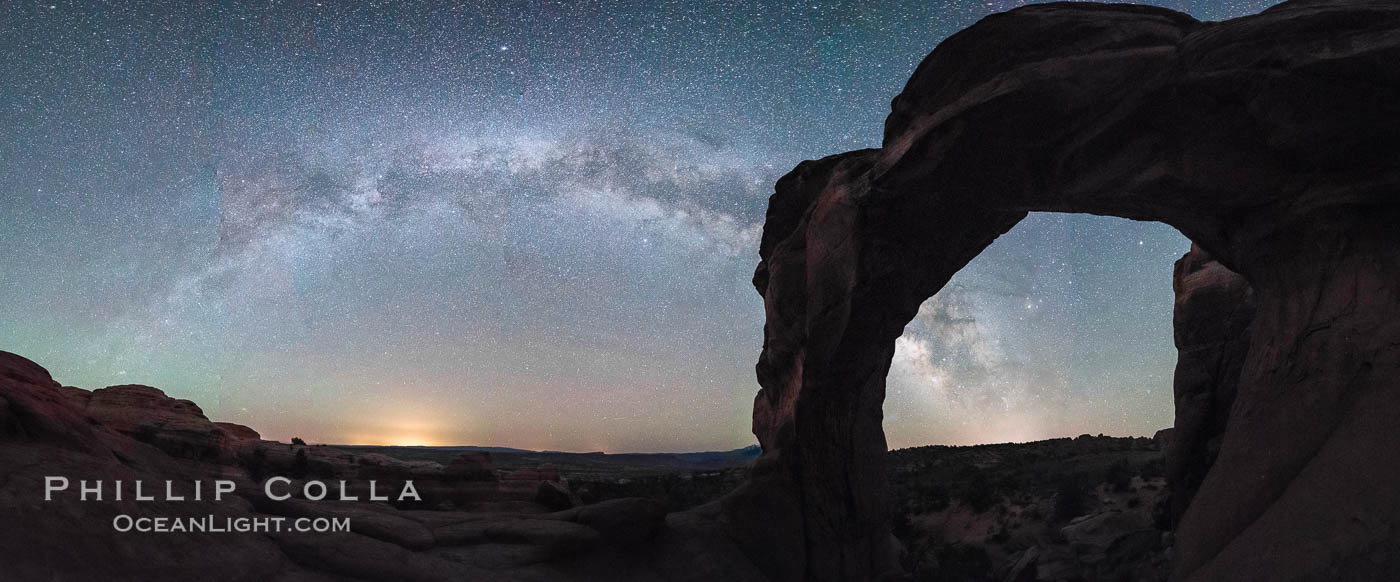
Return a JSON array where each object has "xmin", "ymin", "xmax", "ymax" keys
[{"xmin": 1, "ymin": 0, "xmax": 1279, "ymax": 452}]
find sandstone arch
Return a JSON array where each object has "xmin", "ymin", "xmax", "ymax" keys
[{"xmin": 732, "ymin": 2, "xmax": 1400, "ymax": 580}]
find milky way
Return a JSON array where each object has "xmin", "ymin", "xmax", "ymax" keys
[{"xmin": 1, "ymin": 0, "xmax": 1280, "ymax": 451}]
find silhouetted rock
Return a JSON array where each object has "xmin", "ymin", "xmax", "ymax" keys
[
  {"xmin": 739, "ymin": 1, "xmax": 1400, "ymax": 580},
  {"xmin": 1151, "ymin": 428, "xmax": 1173, "ymax": 452},
  {"xmin": 216, "ymin": 421, "xmax": 262, "ymax": 441}
]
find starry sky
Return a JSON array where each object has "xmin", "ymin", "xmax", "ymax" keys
[{"xmin": 0, "ymin": 0, "xmax": 1280, "ymax": 452}]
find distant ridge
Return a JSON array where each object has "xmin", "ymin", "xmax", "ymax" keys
[
  {"xmin": 335, "ymin": 444, "xmax": 536, "ymax": 453},
  {"xmin": 336, "ymin": 444, "xmax": 762, "ymax": 458},
  {"xmin": 329, "ymin": 443, "xmax": 763, "ymax": 474}
]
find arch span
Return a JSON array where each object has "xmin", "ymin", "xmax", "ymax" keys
[{"xmin": 730, "ymin": 2, "xmax": 1400, "ymax": 581}]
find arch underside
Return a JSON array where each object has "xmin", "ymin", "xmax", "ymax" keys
[{"xmin": 732, "ymin": 2, "xmax": 1400, "ymax": 581}]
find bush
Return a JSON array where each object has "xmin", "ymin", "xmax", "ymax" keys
[
  {"xmin": 1105, "ymin": 458, "xmax": 1134, "ymax": 492},
  {"xmin": 987, "ymin": 525, "xmax": 1009, "ymax": 545},
  {"xmin": 926, "ymin": 544, "xmax": 994, "ymax": 582},
  {"xmin": 958, "ymin": 471, "xmax": 998, "ymax": 513},
  {"xmin": 293, "ymin": 449, "xmax": 309, "ymax": 479},
  {"xmin": 915, "ymin": 483, "xmax": 950, "ymax": 513},
  {"xmin": 291, "ymin": 437, "xmax": 306, "ymax": 446},
  {"xmin": 247, "ymin": 447, "xmax": 268, "ymax": 481},
  {"xmin": 1139, "ymin": 455, "xmax": 1166, "ymax": 478},
  {"xmin": 1054, "ymin": 474, "xmax": 1087, "ymax": 521}
]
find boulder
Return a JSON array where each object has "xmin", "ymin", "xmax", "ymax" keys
[
  {"xmin": 534, "ymin": 480, "xmax": 577, "ymax": 511},
  {"xmin": 573, "ymin": 497, "xmax": 667, "ymax": 546},
  {"xmin": 1001, "ymin": 546, "xmax": 1039, "ymax": 582},
  {"xmin": 1061, "ymin": 510, "xmax": 1151, "ymax": 558}
]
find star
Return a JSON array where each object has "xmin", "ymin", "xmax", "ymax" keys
[{"xmin": 0, "ymin": 0, "xmax": 1283, "ymax": 452}]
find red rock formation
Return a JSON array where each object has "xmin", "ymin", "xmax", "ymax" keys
[
  {"xmin": 215, "ymin": 421, "xmax": 261, "ymax": 441},
  {"xmin": 84, "ymin": 384, "xmax": 231, "ymax": 460},
  {"xmin": 1166, "ymin": 244, "xmax": 1254, "ymax": 526},
  {"xmin": 0, "ymin": 350, "xmax": 700, "ymax": 580},
  {"xmin": 739, "ymin": 1, "xmax": 1400, "ymax": 581},
  {"xmin": 0, "ymin": 351, "xmax": 296, "ymax": 581}
]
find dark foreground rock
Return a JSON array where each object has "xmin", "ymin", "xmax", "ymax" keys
[{"xmin": 0, "ymin": 350, "xmax": 751, "ymax": 581}]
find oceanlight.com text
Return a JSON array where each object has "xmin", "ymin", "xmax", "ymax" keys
[{"xmin": 112, "ymin": 514, "xmax": 350, "ymax": 534}]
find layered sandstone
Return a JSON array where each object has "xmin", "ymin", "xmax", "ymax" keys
[{"xmin": 83, "ymin": 384, "xmax": 233, "ymax": 459}]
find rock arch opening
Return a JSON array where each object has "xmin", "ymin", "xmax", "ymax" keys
[{"xmin": 884, "ymin": 213, "xmax": 1184, "ymax": 449}]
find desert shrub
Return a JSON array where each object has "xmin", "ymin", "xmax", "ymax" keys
[
  {"xmin": 1106, "ymin": 458, "xmax": 1133, "ymax": 492},
  {"xmin": 987, "ymin": 524, "xmax": 1010, "ymax": 545},
  {"xmin": 293, "ymin": 449, "xmax": 309, "ymax": 478},
  {"xmin": 247, "ymin": 447, "xmax": 268, "ymax": 481},
  {"xmin": 1023, "ymin": 506, "xmax": 1045, "ymax": 521},
  {"xmin": 1152, "ymin": 497, "xmax": 1173, "ymax": 531},
  {"xmin": 1139, "ymin": 455, "xmax": 1166, "ymax": 478},
  {"xmin": 994, "ymin": 471, "xmax": 1020, "ymax": 492},
  {"xmin": 291, "ymin": 437, "xmax": 306, "ymax": 446},
  {"xmin": 922, "ymin": 544, "xmax": 995, "ymax": 582},
  {"xmin": 1054, "ymin": 474, "xmax": 1087, "ymax": 521},
  {"xmin": 958, "ymin": 471, "xmax": 998, "ymax": 513},
  {"xmin": 913, "ymin": 483, "xmax": 950, "ymax": 513},
  {"xmin": 891, "ymin": 508, "xmax": 914, "ymax": 542}
]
